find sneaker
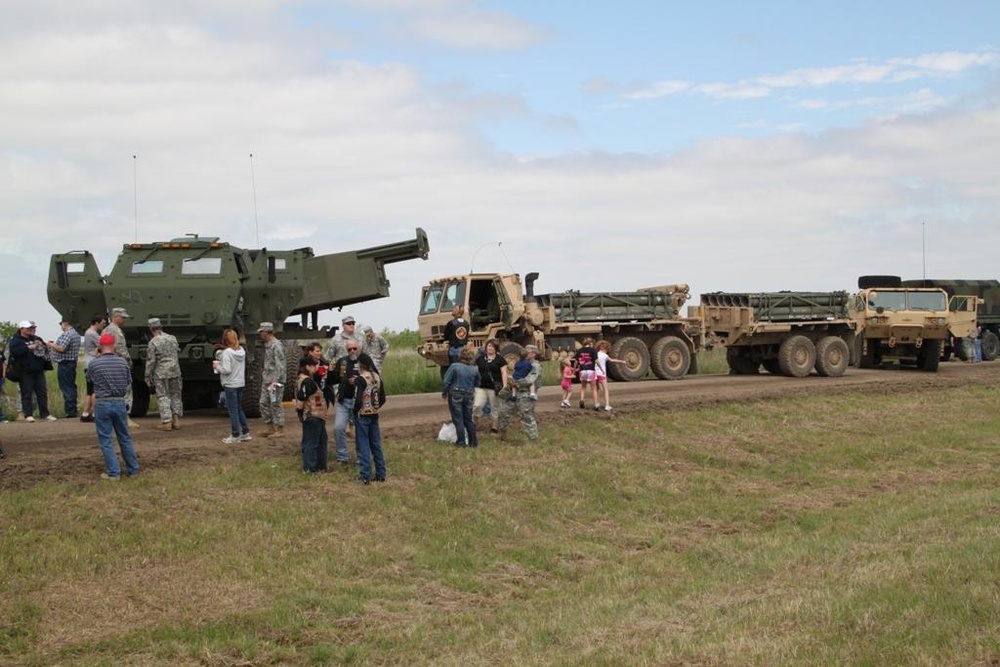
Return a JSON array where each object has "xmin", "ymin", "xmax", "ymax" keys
[
  {"xmin": 80, "ymin": 414, "xmax": 95, "ymax": 423},
  {"xmin": 25, "ymin": 416, "xmax": 35, "ymax": 423},
  {"xmin": 560, "ymin": 401, "xmax": 571, "ymax": 408},
  {"xmin": 221, "ymin": 435, "xmax": 240, "ymax": 444},
  {"xmin": 357, "ymin": 477, "xmax": 371, "ymax": 485},
  {"xmin": 529, "ymin": 394, "xmax": 538, "ymax": 401},
  {"xmin": 100, "ymin": 473, "xmax": 120, "ymax": 482},
  {"xmin": 373, "ymin": 476, "xmax": 386, "ymax": 483},
  {"xmin": 605, "ymin": 405, "xmax": 613, "ymax": 412},
  {"xmin": 594, "ymin": 405, "xmax": 601, "ymax": 412},
  {"xmin": 578, "ymin": 401, "xmax": 585, "ymax": 409},
  {"xmin": 44, "ymin": 415, "xmax": 58, "ymax": 422},
  {"xmin": 239, "ymin": 433, "xmax": 252, "ymax": 442}
]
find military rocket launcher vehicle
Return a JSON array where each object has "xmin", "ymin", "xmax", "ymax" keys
[{"xmin": 48, "ymin": 229, "xmax": 429, "ymax": 417}]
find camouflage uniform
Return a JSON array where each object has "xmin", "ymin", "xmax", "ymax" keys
[
  {"xmin": 146, "ymin": 331, "xmax": 183, "ymax": 423},
  {"xmin": 103, "ymin": 320, "xmax": 133, "ymax": 409},
  {"xmin": 259, "ymin": 338, "xmax": 286, "ymax": 427},
  {"xmin": 326, "ymin": 331, "xmax": 364, "ymax": 367},
  {"xmin": 498, "ymin": 364, "xmax": 539, "ymax": 441}
]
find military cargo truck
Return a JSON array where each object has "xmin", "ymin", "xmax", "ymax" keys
[
  {"xmin": 48, "ymin": 229, "xmax": 429, "ymax": 417},
  {"xmin": 416, "ymin": 272, "xmax": 704, "ymax": 379},
  {"xmin": 690, "ymin": 291, "xmax": 858, "ymax": 377},
  {"xmin": 850, "ymin": 277, "xmax": 979, "ymax": 371},
  {"xmin": 900, "ymin": 279, "xmax": 1000, "ymax": 361}
]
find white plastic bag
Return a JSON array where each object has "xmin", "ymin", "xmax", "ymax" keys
[{"xmin": 437, "ymin": 422, "xmax": 457, "ymax": 443}]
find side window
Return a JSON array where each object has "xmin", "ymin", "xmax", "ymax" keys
[
  {"xmin": 181, "ymin": 258, "xmax": 222, "ymax": 275},
  {"xmin": 131, "ymin": 260, "xmax": 164, "ymax": 275}
]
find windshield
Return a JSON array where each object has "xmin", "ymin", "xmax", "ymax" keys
[
  {"xmin": 420, "ymin": 284, "xmax": 444, "ymax": 315},
  {"xmin": 867, "ymin": 290, "xmax": 946, "ymax": 312}
]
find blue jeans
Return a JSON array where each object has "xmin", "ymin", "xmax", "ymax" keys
[
  {"xmin": 333, "ymin": 398, "xmax": 355, "ymax": 463},
  {"xmin": 95, "ymin": 400, "xmax": 139, "ymax": 477},
  {"xmin": 301, "ymin": 416, "xmax": 329, "ymax": 473},
  {"xmin": 57, "ymin": 362, "xmax": 79, "ymax": 417},
  {"xmin": 355, "ymin": 414, "xmax": 385, "ymax": 481},
  {"xmin": 448, "ymin": 389, "xmax": 477, "ymax": 446},
  {"xmin": 19, "ymin": 370, "xmax": 50, "ymax": 418},
  {"xmin": 224, "ymin": 387, "xmax": 249, "ymax": 437}
]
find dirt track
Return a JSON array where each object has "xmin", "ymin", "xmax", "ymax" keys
[{"xmin": 2, "ymin": 362, "xmax": 998, "ymax": 490}]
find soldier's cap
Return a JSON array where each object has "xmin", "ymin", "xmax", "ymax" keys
[
  {"xmin": 59, "ymin": 316, "xmax": 73, "ymax": 325},
  {"xmin": 111, "ymin": 308, "xmax": 131, "ymax": 319},
  {"xmin": 98, "ymin": 333, "xmax": 116, "ymax": 347},
  {"xmin": 18, "ymin": 320, "xmax": 34, "ymax": 329},
  {"xmin": 147, "ymin": 317, "xmax": 162, "ymax": 328},
  {"xmin": 364, "ymin": 325, "xmax": 374, "ymax": 333},
  {"xmin": 342, "ymin": 316, "xmax": 356, "ymax": 325},
  {"xmin": 525, "ymin": 345, "xmax": 540, "ymax": 354},
  {"xmin": 257, "ymin": 322, "xmax": 274, "ymax": 333}
]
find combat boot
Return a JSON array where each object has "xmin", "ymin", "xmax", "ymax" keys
[
  {"xmin": 171, "ymin": 415, "xmax": 181, "ymax": 430},
  {"xmin": 155, "ymin": 421, "xmax": 173, "ymax": 432},
  {"xmin": 266, "ymin": 425, "xmax": 285, "ymax": 439}
]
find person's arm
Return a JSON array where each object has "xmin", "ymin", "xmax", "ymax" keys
[{"xmin": 441, "ymin": 365, "xmax": 456, "ymax": 396}]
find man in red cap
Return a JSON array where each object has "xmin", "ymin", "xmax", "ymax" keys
[{"xmin": 86, "ymin": 333, "xmax": 139, "ymax": 480}]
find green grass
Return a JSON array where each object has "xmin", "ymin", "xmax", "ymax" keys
[{"xmin": 2, "ymin": 384, "xmax": 999, "ymax": 664}]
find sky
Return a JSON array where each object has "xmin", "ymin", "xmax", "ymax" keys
[{"xmin": 3, "ymin": 0, "xmax": 999, "ymax": 339}]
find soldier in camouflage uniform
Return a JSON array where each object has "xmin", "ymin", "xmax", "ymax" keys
[
  {"xmin": 258, "ymin": 322, "xmax": 286, "ymax": 437},
  {"xmin": 104, "ymin": 307, "xmax": 137, "ymax": 425},
  {"xmin": 497, "ymin": 345, "xmax": 540, "ymax": 441},
  {"xmin": 145, "ymin": 318, "xmax": 183, "ymax": 431}
]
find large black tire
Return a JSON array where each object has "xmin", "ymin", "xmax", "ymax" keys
[
  {"xmin": 649, "ymin": 336, "xmax": 690, "ymax": 379},
  {"xmin": 130, "ymin": 380, "xmax": 150, "ymax": 418},
  {"xmin": 243, "ymin": 345, "xmax": 264, "ymax": 418},
  {"xmin": 761, "ymin": 358, "xmax": 781, "ymax": 375},
  {"xmin": 498, "ymin": 342, "xmax": 524, "ymax": 370},
  {"xmin": 283, "ymin": 341, "xmax": 301, "ymax": 401},
  {"xmin": 982, "ymin": 331, "xmax": 1000, "ymax": 361},
  {"xmin": 920, "ymin": 339, "xmax": 941, "ymax": 372},
  {"xmin": 727, "ymin": 350, "xmax": 759, "ymax": 375},
  {"xmin": 815, "ymin": 336, "xmax": 850, "ymax": 377},
  {"xmin": 778, "ymin": 335, "xmax": 816, "ymax": 377},
  {"xmin": 608, "ymin": 337, "xmax": 650, "ymax": 381}
]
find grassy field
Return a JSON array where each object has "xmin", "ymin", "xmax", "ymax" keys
[{"xmin": 2, "ymin": 384, "xmax": 998, "ymax": 665}]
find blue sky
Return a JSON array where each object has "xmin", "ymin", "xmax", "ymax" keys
[{"xmin": 2, "ymin": 1, "xmax": 999, "ymax": 334}]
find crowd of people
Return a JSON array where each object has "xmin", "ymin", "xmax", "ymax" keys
[{"xmin": 0, "ymin": 312, "xmax": 393, "ymax": 484}]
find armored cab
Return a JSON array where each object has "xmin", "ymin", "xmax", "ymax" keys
[
  {"xmin": 900, "ymin": 279, "xmax": 1000, "ymax": 360},
  {"xmin": 48, "ymin": 229, "xmax": 429, "ymax": 417}
]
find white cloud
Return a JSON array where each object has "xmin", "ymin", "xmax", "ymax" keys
[{"xmin": 409, "ymin": 10, "xmax": 548, "ymax": 50}]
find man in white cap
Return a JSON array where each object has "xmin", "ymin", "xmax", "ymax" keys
[
  {"xmin": 145, "ymin": 317, "xmax": 183, "ymax": 431},
  {"xmin": 257, "ymin": 322, "xmax": 286, "ymax": 437},
  {"xmin": 8, "ymin": 321, "xmax": 56, "ymax": 422}
]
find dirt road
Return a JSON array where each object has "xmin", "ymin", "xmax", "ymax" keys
[{"xmin": 2, "ymin": 362, "xmax": 997, "ymax": 490}]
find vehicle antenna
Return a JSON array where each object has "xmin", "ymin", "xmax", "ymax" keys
[
  {"xmin": 921, "ymin": 221, "xmax": 926, "ymax": 280},
  {"xmin": 469, "ymin": 242, "xmax": 495, "ymax": 273},
  {"xmin": 498, "ymin": 241, "xmax": 515, "ymax": 273},
  {"xmin": 250, "ymin": 152, "xmax": 260, "ymax": 248},
  {"xmin": 132, "ymin": 154, "xmax": 139, "ymax": 243}
]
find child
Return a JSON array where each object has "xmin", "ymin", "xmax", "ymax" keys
[
  {"xmin": 559, "ymin": 358, "xmax": 575, "ymax": 408},
  {"xmin": 295, "ymin": 357, "xmax": 329, "ymax": 473},
  {"xmin": 594, "ymin": 340, "xmax": 625, "ymax": 411},
  {"xmin": 512, "ymin": 348, "xmax": 538, "ymax": 400}
]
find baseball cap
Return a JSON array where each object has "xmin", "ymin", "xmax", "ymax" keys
[
  {"xmin": 111, "ymin": 307, "xmax": 131, "ymax": 318},
  {"xmin": 342, "ymin": 316, "xmax": 356, "ymax": 325},
  {"xmin": 99, "ymin": 333, "xmax": 116, "ymax": 346},
  {"xmin": 257, "ymin": 322, "xmax": 274, "ymax": 333},
  {"xmin": 18, "ymin": 320, "xmax": 34, "ymax": 329}
]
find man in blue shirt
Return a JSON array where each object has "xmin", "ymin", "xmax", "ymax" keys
[
  {"xmin": 47, "ymin": 317, "xmax": 82, "ymax": 418},
  {"xmin": 86, "ymin": 333, "xmax": 140, "ymax": 480}
]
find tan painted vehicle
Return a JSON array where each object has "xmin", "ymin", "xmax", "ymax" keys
[
  {"xmin": 851, "ymin": 276, "xmax": 979, "ymax": 372},
  {"xmin": 416, "ymin": 272, "xmax": 704, "ymax": 379},
  {"xmin": 689, "ymin": 291, "xmax": 859, "ymax": 377}
]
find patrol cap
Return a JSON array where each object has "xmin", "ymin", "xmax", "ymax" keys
[
  {"xmin": 364, "ymin": 325, "xmax": 374, "ymax": 333},
  {"xmin": 99, "ymin": 333, "xmax": 116, "ymax": 347},
  {"xmin": 147, "ymin": 317, "xmax": 162, "ymax": 328},
  {"xmin": 257, "ymin": 321, "xmax": 274, "ymax": 333},
  {"xmin": 342, "ymin": 316, "xmax": 356, "ymax": 325},
  {"xmin": 111, "ymin": 307, "xmax": 131, "ymax": 319}
]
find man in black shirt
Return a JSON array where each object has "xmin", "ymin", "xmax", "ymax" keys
[{"xmin": 442, "ymin": 306, "xmax": 470, "ymax": 366}]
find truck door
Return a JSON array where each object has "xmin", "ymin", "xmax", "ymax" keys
[
  {"xmin": 948, "ymin": 294, "xmax": 980, "ymax": 339},
  {"xmin": 47, "ymin": 252, "xmax": 108, "ymax": 330},
  {"xmin": 493, "ymin": 277, "xmax": 513, "ymax": 330}
]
